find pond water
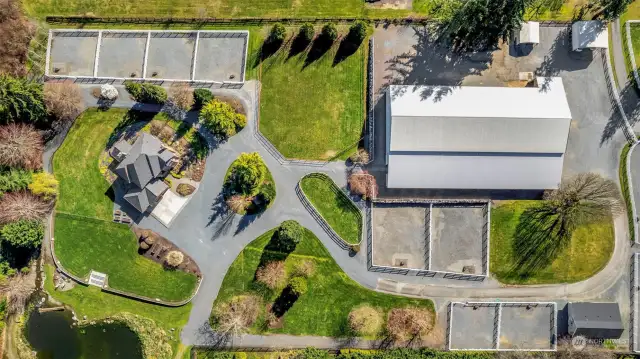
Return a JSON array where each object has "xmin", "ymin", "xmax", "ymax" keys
[{"xmin": 26, "ymin": 310, "xmax": 143, "ymax": 359}]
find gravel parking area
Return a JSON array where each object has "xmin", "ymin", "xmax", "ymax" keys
[
  {"xmin": 372, "ymin": 203, "xmax": 428, "ymax": 269},
  {"xmin": 449, "ymin": 303, "xmax": 496, "ymax": 350},
  {"xmin": 98, "ymin": 32, "xmax": 146, "ymax": 78},
  {"xmin": 146, "ymin": 34, "xmax": 196, "ymax": 80},
  {"xmin": 195, "ymin": 35, "xmax": 246, "ymax": 82},
  {"xmin": 500, "ymin": 305, "xmax": 555, "ymax": 350},
  {"xmin": 49, "ymin": 32, "xmax": 98, "ymax": 76}
]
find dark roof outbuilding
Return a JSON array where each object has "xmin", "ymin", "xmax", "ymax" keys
[{"xmin": 568, "ymin": 302, "xmax": 624, "ymax": 339}]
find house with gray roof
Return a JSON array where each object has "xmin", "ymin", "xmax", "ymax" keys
[
  {"xmin": 568, "ymin": 302, "xmax": 624, "ymax": 339},
  {"xmin": 110, "ymin": 133, "xmax": 177, "ymax": 213}
]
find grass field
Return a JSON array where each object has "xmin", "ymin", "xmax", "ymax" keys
[
  {"xmin": 44, "ymin": 264, "xmax": 191, "ymax": 350},
  {"xmin": 212, "ymin": 226, "xmax": 434, "ymax": 337},
  {"xmin": 619, "ymin": 2, "xmax": 640, "ymax": 82},
  {"xmin": 52, "ymin": 108, "xmax": 198, "ymax": 301},
  {"xmin": 258, "ymin": 25, "xmax": 365, "ymax": 160},
  {"xmin": 300, "ymin": 174, "xmax": 361, "ymax": 244},
  {"xmin": 490, "ymin": 200, "xmax": 614, "ymax": 285}
]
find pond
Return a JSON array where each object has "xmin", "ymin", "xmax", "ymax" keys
[{"xmin": 26, "ymin": 309, "xmax": 143, "ymax": 359}]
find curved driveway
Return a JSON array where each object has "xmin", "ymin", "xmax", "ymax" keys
[{"xmin": 51, "ymin": 76, "xmax": 635, "ymax": 348}]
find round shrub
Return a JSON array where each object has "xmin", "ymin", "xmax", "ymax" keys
[
  {"xmin": 0, "ymin": 219, "xmax": 43, "ymax": 249},
  {"xmin": 348, "ymin": 306, "xmax": 383, "ymax": 336},
  {"xmin": 299, "ymin": 23, "xmax": 315, "ymax": 42},
  {"xmin": 292, "ymin": 259, "xmax": 315, "ymax": 278},
  {"xmin": 193, "ymin": 88, "xmax": 213, "ymax": 109},
  {"xmin": 321, "ymin": 23, "xmax": 338, "ymax": 42},
  {"xmin": 288, "ymin": 276, "xmax": 308, "ymax": 296},
  {"xmin": 165, "ymin": 250, "xmax": 184, "ymax": 267},
  {"xmin": 234, "ymin": 113, "xmax": 247, "ymax": 131},
  {"xmin": 124, "ymin": 81, "xmax": 167, "ymax": 104},
  {"xmin": 275, "ymin": 220, "xmax": 303, "ymax": 252},
  {"xmin": 28, "ymin": 172, "xmax": 58, "ymax": 201},
  {"xmin": 230, "ymin": 152, "xmax": 267, "ymax": 195},
  {"xmin": 139, "ymin": 241, "xmax": 150, "ymax": 250},
  {"xmin": 255, "ymin": 260, "xmax": 286, "ymax": 290},
  {"xmin": 260, "ymin": 182, "xmax": 276, "ymax": 205},
  {"xmin": 124, "ymin": 81, "xmax": 143, "ymax": 99},
  {"xmin": 226, "ymin": 194, "xmax": 249, "ymax": 213},
  {"xmin": 348, "ymin": 20, "xmax": 367, "ymax": 43},
  {"xmin": 269, "ymin": 23, "xmax": 287, "ymax": 43},
  {"xmin": 100, "ymin": 84, "xmax": 118, "ymax": 100},
  {"xmin": 176, "ymin": 183, "xmax": 196, "ymax": 196},
  {"xmin": 200, "ymin": 99, "xmax": 240, "ymax": 138}
]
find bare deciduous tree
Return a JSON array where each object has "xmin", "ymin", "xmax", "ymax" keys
[
  {"xmin": 0, "ymin": 0, "xmax": 34, "ymax": 77},
  {"xmin": 226, "ymin": 194, "xmax": 249, "ymax": 213},
  {"xmin": 348, "ymin": 305, "xmax": 383, "ymax": 336},
  {"xmin": 255, "ymin": 261, "xmax": 286, "ymax": 290},
  {"xmin": 0, "ymin": 123, "xmax": 43, "ymax": 170},
  {"xmin": 168, "ymin": 83, "xmax": 194, "ymax": 112},
  {"xmin": 348, "ymin": 172, "xmax": 378, "ymax": 199},
  {"xmin": 7, "ymin": 270, "xmax": 36, "ymax": 315},
  {"xmin": 386, "ymin": 307, "xmax": 433, "ymax": 342},
  {"xmin": 211, "ymin": 295, "xmax": 261, "ymax": 336},
  {"xmin": 0, "ymin": 191, "xmax": 51, "ymax": 224},
  {"xmin": 44, "ymin": 82, "xmax": 84, "ymax": 122}
]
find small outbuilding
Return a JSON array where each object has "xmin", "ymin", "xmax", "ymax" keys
[
  {"xmin": 568, "ymin": 302, "xmax": 624, "ymax": 339},
  {"xmin": 572, "ymin": 21, "xmax": 608, "ymax": 51},
  {"xmin": 517, "ymin": 21, "xmax": 540, "ymax": 44}
]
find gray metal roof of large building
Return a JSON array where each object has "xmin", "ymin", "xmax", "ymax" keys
[{"xmin": 569, "ymin": 302, "xmax": 623, "ymax": 330}]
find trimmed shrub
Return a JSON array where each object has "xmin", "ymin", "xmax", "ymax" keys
[
  {"xmin": 0, "ymin": 219, "xmax": 43, "ymax": 249},
  {"xmin": 0, "ymin": 124, "xmax": 44, "ymax": 170},
  {"xmin": 226, "ymin": 194, "xmax": 249, "ymax": 213},
  {"xmin": 100, "ymin": 84, "xmax": 118, "ymax": 100},
  {"xmin": 124, "ymin": 81, "xmax": 167, "ymax": 104},
  {"xmin": 348, "ymin": 20, "xmax": 367, "ymax": 44},
  {"xmin": 299, "ymin": 23, "xmax": 315, "ymax": 42},
  {"xmin": 43, "ymin": 82, "xmax": 84, "ymax": 122},
  {"xmin": 288, "ymin": 276, "xmax": 308, "ymax": 296},
  {"xmin": 275, "ymin": 220, "xmax": 303, "ymax": 252},
  {"xmin": 176, "ymin": 183, "xmax": 196, "ymax": 196},
  {"xmin": 348, "ymin": 173, "xmax": 378, "ymax": 200},
  {"xmin": 260, "ymin": 182, "xmax": 276, "ymax": 205},
  {"xmin": 0, "ymin": 168, "xmax": 32, "ymax": 193},
  {"xmin": 0, "ymin": 75, "xmax": 46, "ymax": 124},
  {"xmin": 255, "ymin": 260, "xmax": 286, "ymax": 290},
  {"xmin": 349, "ymin": 149, "xmax": 370, "ymax": 164},
  {"xmin": 211, "ymin": 295, "xmax": 261, "ymax": 335},
  {"xmin": 139, "ymin": 241, "xmax": 150, "ymax": 250},
  {"xmin": 348, "ymin": 306, "xmax": 383, "ymax": 336},
  {"xmin": 321, "ymin": 23, "xmax": 338, "ymax": 42},
  {"xmin": 193, "ymin": 88, "xmax": 213, "ymax": 109},
  {"xmin": 386, "ymin": 308, "xmax": 433, "ymax": 342},
  {"xmin": 233, "ymin": 113, "xmax": 247, "ymax": 130},
  {"xmin": 165, "ymin": 250, "xmax": 184, "ymax": 267},
  {"xmin": 296, "ymin": 348, "xmax": 330, "ymax": 359},
  {"xmin": 28, "ymin": 172, "xmax": 58, "ymax": 201},
  {"xmin": 168, "ymin": 83, "xmax": 194, "ymax": 111},
  {"xmin": 0, "ymin": 192, "xmax": 50, "ymax": 224},
  {"xmin": 229, "ymin": 152, "xmax": 266, "ymax": 195},
  {"xmin": 292, "ymin": 259, "xmax": 315, "ymax": 278},
  {"xmin": 200, "ymin": 99, "xmax": 242, "ymax": 138},
  {"xmin": 269, "ymin": 23, "xmax": 287, "ymax": 43}
]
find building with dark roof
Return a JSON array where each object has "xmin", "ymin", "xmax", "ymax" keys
[
  {"xmin": 568, "ymin": 302, "xmax": 624, "ymax": 339},
  {"xmin": 110, "ymin": 133, "xmax": 177, "ymax": 213}
]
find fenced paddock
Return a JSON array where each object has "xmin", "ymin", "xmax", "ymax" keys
[
  {"xmin": 447, "ymin": 301, "xmax": 557, "ymax": 351},
  {"xmin": 367, "ymin": 199, "xmax": 489, "ymax": 281},
  {"xmin": 46, "ymin": 29, "xmax": 248, "ymax": 85}
]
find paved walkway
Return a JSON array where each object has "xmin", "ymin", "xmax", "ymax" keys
[{"xmin": 41, "ymin": 79, "xmax": 636, "ymax": 349}]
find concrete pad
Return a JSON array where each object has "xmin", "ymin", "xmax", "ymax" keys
[
  {"xmin": 151, "ymin": 190, "xmax": 189, "ymax": 227},
  {"xmin": 195, "ymin": 36, "xmax": 246, "ymax": 82},
  {"xmin": 146, "ymin": 35, "xmax": 195, "ymax": 80},
  {"xmin": 97, "ymin": 33, "xmax": 146, "ymax": 78},
  {"xmin": 372, "ymin": 203, "xmax": 428, "ymax": 269},
  {"xmin": 450, "ymin": 303, "xmax": 496, "ymax": 350},
  {"xmin": 500, "ymin": 305, "xmax": 554, "ymax": 350},
  {"xmin": 49, "ymin": 33, "xmax": 98, "ymax": 76},
  {"xmin": 430, "ymin": 205, "xmax": 485, "ymax": 274}
]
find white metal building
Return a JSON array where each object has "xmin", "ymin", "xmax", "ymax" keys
[
  {"xmin": 572, "ymin": 21, "xmax": 608, "ymax": 51},
  {"xmin": 517, "ymin": 21, "xmax": 540, "ymax": 44},
  {"xmin": 385, "ymin": 77, "xmax": 572, "ymax": 190}
]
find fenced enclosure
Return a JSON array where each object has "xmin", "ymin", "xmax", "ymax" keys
[
  {"xmin": 46, "ymin": 29, "xmax": 249, "ymax": 86},
  {"xmin": 366, "ymin": 199, "xmax": 490, "ymax": 281},
  {"xmin": 447, "ymin": 301, "xmax": 557, "ymax": 351}
]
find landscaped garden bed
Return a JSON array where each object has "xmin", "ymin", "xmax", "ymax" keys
[
  {"xmin": 53, "ymin": 109, "xmax": 199, "ymax": 301},
  {"xmin": 490, "ymin": 200, "xmax": 614, "ymax": 284},
  {"xmin": 223, "ymin": 152, "xmax": 275, "ymax": 214},
  {"xmin": 300, "ymin": 173, "xmax": 362, "ymax": 245},
  {"xmin": 133, "ymin": 227, "xmax": 201, "ymax": 276},
  {"xmin": 210, "ymin": 221, "xmax": 434, "ymax": 338}
]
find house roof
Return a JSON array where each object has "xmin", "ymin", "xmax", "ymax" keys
[
  {"xmin": 569, "ymin": 302, "xmax": 623, "ymax": 330},
  {"xmin": 572, "ymin": 21, "xmax": 608, "ymax": 50},
  {"xmin": 114, "ymin": 133, "xmax": 175, "ymax": 189},
  {"xmin": 518, "ymin": 21, "xmax": 540, "ymax": 44},
  {"xmin": 123, "ymin": 179, "xmax": 168, "ymax": 212}
]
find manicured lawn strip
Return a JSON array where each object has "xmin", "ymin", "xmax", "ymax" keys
[
  {"xmin": 300, "ymin": 175, "xmax": 362, "ymax": 244},
  {"xmin": 44, "ymin": 264, "xmax": 191, "ymax": 351},
  {"xmin": 213, "ymin": 227, "xmax": 433, "ymax": 337},
  {"xmin": 258, "ymin": 26, "xmax": 365, "ymax": 160},
  {"xmin": 490, "ymin": 201, "xmax": 614, "ymax": 285},
  {"xmin": 54, "ymin": 213, "xmax": 198, "ymax": 301},
  {"xmin": 620, "ymin": 141, "xmax": 636, "ymax": 242},
  {"xmin": 53, "ymin": 108, "xmax": 128, "ymax": 220}
]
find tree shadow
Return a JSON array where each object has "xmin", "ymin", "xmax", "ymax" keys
[
  {"xmin": 253, "ymin": 38, "xmax": 284, "ymax": 69},
  {"xmin": 304, "ymin": 35, "xmax": 335, "ymax": 68},
  {"xmin": 207, "ymin": 192, "xmax": 236, "ymax": 240},
  {"xmin": 508, "ymin": 205, "xmax": 570, "ymax": 279},
  {"xmin": 288, "ymin": 34, "xmax": 312, "ymax": 60},
  {"xmin": 333, "ymin": 34, "xmax": 364, "ymax": 67},
  {"xmin": 536, "ymin": 27, "xmax": 591, "ymax": 93},
  {"xmin": 106, "ymin": 109, "xmax": 158, "ymax": 148},
  {"xmin": 270, "ymin": 286, "xmax": 299, "ymax": 317},
  {"xmin": 256, "ymin": 231, "xmax": 295, "ymax": 269},
  {"xmin": 234, "ymin": 211, "xmax": 262, "ymax": 236}
]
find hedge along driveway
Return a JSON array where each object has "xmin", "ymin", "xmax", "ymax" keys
[
  {"xmin": 299, "ymin": 174, "xmax": 362, "ymax": 245},
  {"xmin": 53, "ymin": 108, "xmax": 198, "ymax": 301}
]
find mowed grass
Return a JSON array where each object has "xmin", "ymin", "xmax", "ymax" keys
[
  {"xmin": 300, "ymin": 175, "xmax": 362, "ymax": 244},
  {"xmin": 44, "ymin": 264, "xmax": 191, "ymax": 350},
  {"xmin": 620, "ymin": 2, "xmax": 640, "ymax": 80},
  {"xmin": 52, "ymin": 108, "xmax": 198, "ymax": 301},
  {"xmin": 490, "ymin": 201, "xmax": 614, "ymax": 285},
  {"xmin": 213, "ymin": 227, "xmax": 434, "ymax": 337},
  {"xmin": 258, "ymin": 26, "xmax": 365, "ymax": 160}
]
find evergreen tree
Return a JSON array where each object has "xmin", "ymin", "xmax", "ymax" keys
[{"xmin": 0, "ymin": 75, "xmax": 46, "ymax": 124}]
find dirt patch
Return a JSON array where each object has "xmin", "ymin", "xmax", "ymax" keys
[
  {"xmin": 321, "ymin": 150, "xmax": 337, "ymax": 159},
  {"xmin": 0, "ymin": 0, "xmax": 34, "ymax": 76},
  {"xmin": 132, "ymin": 227, "xmax": 201, "ymax": 276}
]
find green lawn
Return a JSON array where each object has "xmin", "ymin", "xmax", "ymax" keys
[
  {"xmin": 44, "ymin": 264, "xmax": 191, "ymax": 350},
  {"xmin": 212, "ymin": 226, "xmax": 434, "ymax": 337},
  {"xmin": 258, "ymin": 25, "xmax": 365, "ymax": 160},
  {"xmin": 620, "ymin": 2, "xmax": 640, "ymax": 82},
  {"xmin": 490, "ymin": 200, "xmax": 614, "ymax": 285},
  {"xmin": 300, "ymin": 174, "xmax": 362, "ymax": 244},
  {"xmin": 52, "ymin": 108, "xmax": 198, "ymax": 301}
]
